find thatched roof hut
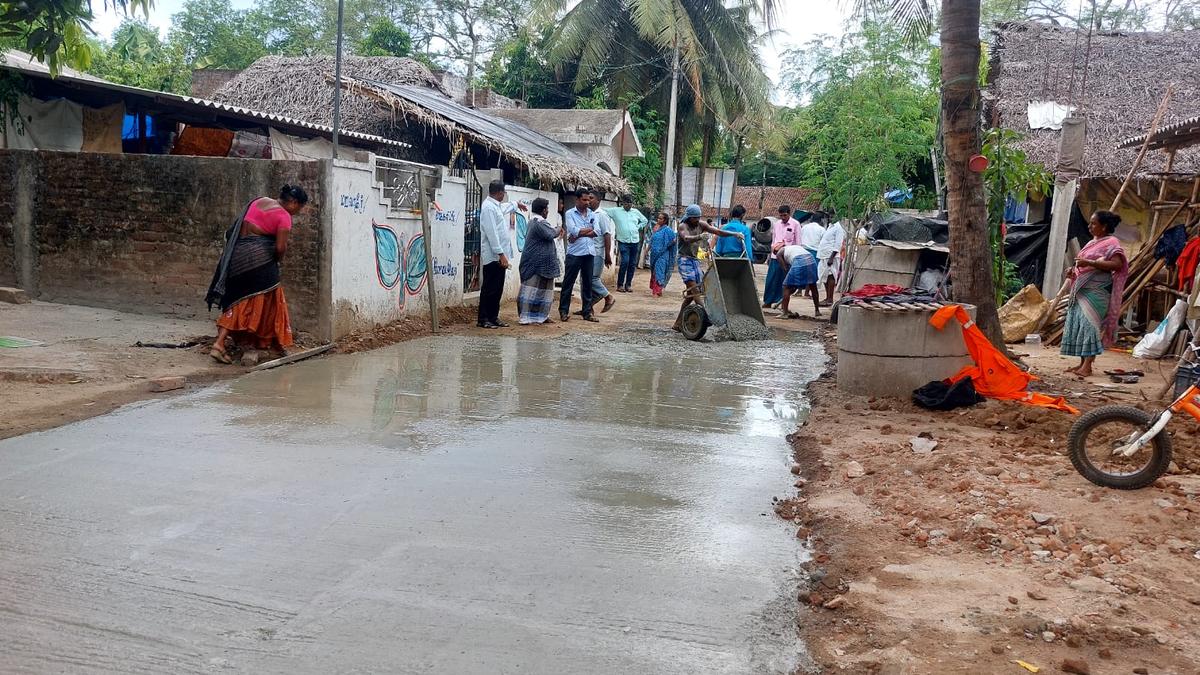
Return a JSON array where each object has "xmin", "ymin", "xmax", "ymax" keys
[
  {"xmin": 213, "ymin": 56, "xmax": 627, "ymax": 192},
  {"xmin": 212, "ymin": 55, "xmax": 442, "ymax": 140},
  {"xmin": 987, "ymin": 21, "xmax": 1200, "ymax": 178},
  {"xmin": 341, "ymin": 78, "xmax": 627, "ymax": 192}
]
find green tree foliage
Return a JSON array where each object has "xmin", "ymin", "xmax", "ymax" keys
[
  {"xmin": 89, "ymin": 19, "xmax": 191, "ymax": 93},
  {"xmin": 617, "ymin": 103, "xmax": 664, "ymax": 205},
  {"xmin": 0, "ymin": 0, "xmax": 151, "ymax": 74},
  {"xmin": 356, "ymin": 18, "xmax": 413, "ymax": 57},
  {"xmin": 484, "ymin": 28, "xmax": 581, "ymax": 108},
  {"xmin": 980, "ymin": 0, "xmax": 1200, "ymax": 30},
  {"xmin": 981, "ymin": 127, "xmax": 1052, "ymax": 301},
  {"xmin": 781, "ymin": 21, "xmax": 937, "ymax": 219},
  {"xmin": 167, "ymin": 0, "xmax": 267, "ymax": 68}
]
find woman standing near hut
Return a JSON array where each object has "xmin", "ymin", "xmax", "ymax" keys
[
  {"xmin": 1061, "ymin": 210, "xmax": 1128, "ymax": 378},
  {"xmin": 648, "ymin": 211, "xmax": 677, "ymax": 297},
  {"xmin": 205, "ymin": 185, "xmax": 309, "ymax": 363},
  {"xmin": 517, "ymin": 198, "xmax": 561, "ymax": 325}
]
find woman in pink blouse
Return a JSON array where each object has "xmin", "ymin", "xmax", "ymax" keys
[{"xmin": 205, "ymin": 185, "xmax": 308, "ymax": 363}]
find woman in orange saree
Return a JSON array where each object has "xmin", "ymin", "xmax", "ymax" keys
[{"xmin": 205, "ymin": 184, "xmax": 308, "ymax": 363}]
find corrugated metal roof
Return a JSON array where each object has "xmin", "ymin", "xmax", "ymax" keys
[
  {"xmin": 1, "ymin": 49, "xmax": 410, "ymax": 150},
  {"xmin": 1118, "ymin": 113, "xmax": 1200, "ymax": 151},
  {"xmin": 379, "ymin": 82, "xmax": 594, "ymax": 163}
]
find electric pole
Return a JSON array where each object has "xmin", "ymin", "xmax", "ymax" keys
[
  {"xmin": 331, "ymin": 0, "xmax": 345, "ymax": 159},
  {"xmin": 661, "ymin": 37, "xmax": 680, "ymax": 211}
]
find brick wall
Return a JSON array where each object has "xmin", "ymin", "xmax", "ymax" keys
[
  {"xmin": 0, "ymin": 153, "xmax": 14, "ymax": 286},
  {"xmin": 0, "ymin": 150, "xmax": 330, "ymax": 336}
]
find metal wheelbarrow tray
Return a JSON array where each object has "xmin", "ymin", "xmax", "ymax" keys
[{"xmin": 679, "ymin": 257, "xmax": 766, "ymax": 341}]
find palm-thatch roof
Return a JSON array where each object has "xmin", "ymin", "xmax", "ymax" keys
[
  {"xmin": 212, "ymin": 55, "xmax": 441, "ymax": 140},
  {"xmin": 214, "ymin": 56, "xmax": 627, "ymax": 192},
  {"xmin": 987, "ymin": 21, "xmax": 1200, "ymax": 179},
  {"xmin": 341, "ymin": 78, "xmax": 628, "ymax": 192}
]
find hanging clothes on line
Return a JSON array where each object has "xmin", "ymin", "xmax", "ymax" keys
[
  {"xmin": 81, "ymin": 102, "xmax": 125, "ymax": 153},
  {"xmin": 1176, "ymin": 237, "xmax": 1200, "ymax": 291},
  {"xmin": 3, "ymin": 95, "xmax": 83, "ymax": 151}
]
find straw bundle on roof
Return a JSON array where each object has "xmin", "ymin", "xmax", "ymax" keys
[
  {"xmin": 988, "ymin": 22, "xmax": 1200, "ymax": 178},
  {"xmin": 342, "ymin": 77, "xmax": 629, "ymax": 193},
  {"xmin": 212, "ymin": 55, "xmax": 442, "ymax": 139}
]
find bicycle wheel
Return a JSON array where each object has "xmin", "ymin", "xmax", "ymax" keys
[{"xmin": 1067, "ymin": 406, "xmax": 1172, "ymax": 490}]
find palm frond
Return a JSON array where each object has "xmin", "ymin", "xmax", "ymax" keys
[{"xmin": 845, "ymin": 0, "xmax": 935, "ymax": 43}]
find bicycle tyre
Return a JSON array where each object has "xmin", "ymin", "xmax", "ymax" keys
[{"xmin": 1067, "ymin": 405, "xmax": 1172, "ymax": 490}]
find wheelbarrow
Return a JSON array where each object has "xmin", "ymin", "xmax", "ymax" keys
[{"xmin": 679, "ymin": 256, "xmax": 766, "ymax": 341}]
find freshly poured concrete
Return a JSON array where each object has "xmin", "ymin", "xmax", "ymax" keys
[{"xmin": 0, "ymin": 333, "xmax": 824, "ymax": 673}]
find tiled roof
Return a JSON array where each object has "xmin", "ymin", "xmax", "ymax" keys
[{"xmin": 699, "ymin": 186, "xmax": 819, "ymax": 219}]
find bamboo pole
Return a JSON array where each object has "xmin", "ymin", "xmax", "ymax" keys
[
  {"xmin": 1109, "ymin": 85, "xmax": 1175, "ymax": 212},
  {"xmin": 1145, "ymin": 148, "xmax": 1178, "ymax": 240}
]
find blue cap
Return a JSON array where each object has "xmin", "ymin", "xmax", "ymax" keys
[{"xmin": 684, "ymin": 204, "xmax": 702, "ymax": 218}]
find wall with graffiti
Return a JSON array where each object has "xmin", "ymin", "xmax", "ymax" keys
[{"xmin": 329, "ymin": 157, "xmax": 467, "ymax": 337}]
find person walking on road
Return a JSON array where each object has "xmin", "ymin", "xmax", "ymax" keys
[
  {"xmin": 713, "ymin": 204, "xmax": 753, "ymax": 260},
  {"xmin": 649, "ymin": 211, "xmax": 676, "ymax": 297},
  {"xmin": 477, "ymin": 179, "xmax": 515, "ymax": 329},
  {"xmin": 560, "ymin": 189, "xmax": 599, "ymax": 323},
  {"xmin": 777, "ymin": 244, "xmax": 821, "ymax": 319},
  {"xmin": 604, "ymin": 194, "xmax": 648, "ymax": 293},
  {"xmin": 672, "ymin": 204, "xmax": 741, "ymax": 333},
  {"xmin": 762, "ymin": 204, "xmax": 799, "ymax": 308},
  {"xmin": 517, "ymin": 198, "xmax": 561, "ymax": 325}
]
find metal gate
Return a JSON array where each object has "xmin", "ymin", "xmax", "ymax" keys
[{"xmin": 449, "ymin": 138, "xmax": 484, "ymax": 293}]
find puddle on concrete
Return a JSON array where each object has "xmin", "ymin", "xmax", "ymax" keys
[{"xmin": 1, "ymin": 333, "xmax": 826, "ymax": 674}]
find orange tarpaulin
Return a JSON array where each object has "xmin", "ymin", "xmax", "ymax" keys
[{"xmin": 930, "ymin": 304, "xmax": 1078, "ymax": 414}]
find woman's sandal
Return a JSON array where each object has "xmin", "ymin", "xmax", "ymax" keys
[{"xmin": 209, "ymin": 348, "xmax": 233, "ymax": 365}]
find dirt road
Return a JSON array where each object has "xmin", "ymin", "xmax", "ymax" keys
[{"xmin": 790, "ymin": 329, "xmax": 1200, "ymax": 674}]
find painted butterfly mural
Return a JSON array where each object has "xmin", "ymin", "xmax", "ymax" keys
[
  {"xmin": 405, "ymin": 234, "xmax": 428, "ymax": 296},
  {"xmin": 514, "ymin": 212, "xmax": 528, "ymax": 253},
  {"xmin": 373, "ymin": 219, "xmax": 436, "ymax": 310},
  {"xmin": 373, "ymin": 221, "xmax": 401, "ymax": 290}
]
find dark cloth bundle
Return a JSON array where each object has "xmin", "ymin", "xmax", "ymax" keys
[
  {"xmin": 913, "ymin": 377, "xmax": 985, "ymax": 411},
  {"xmin": 1154, "ymin": 224, "xmax": 1188, "ymax": 267}
]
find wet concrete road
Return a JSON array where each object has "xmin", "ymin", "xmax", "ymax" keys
[{"xmin": 0, "ymin": 333, "xmax": 824, "ymax": 673}]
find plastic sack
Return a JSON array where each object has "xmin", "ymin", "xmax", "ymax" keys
[
  {"xmin": 1133, "ymin": 299, "xmax": 1188, "ymax": 359},
  {"xmin": 999, "ymin": 284, "xmax": 1050, "ymax": 343}
]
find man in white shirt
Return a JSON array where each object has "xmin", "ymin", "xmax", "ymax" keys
[
  {"xmin": 817, "ymin": 220, "xmax": 846, "ymax": 306},
  {"xmin": 585, "ymin": 189, "xmax": 616, "ymax": 314},
  {"xmin": 478, "ymin": 179, "xmax": 514, "ymax": 329},
  {"xmin": 800, "ymin": 213, "xmax": 827, "ymax": 261},
  {"xmin": 777, "ymin": 244, "xmax": 821, "ymax": 319}
]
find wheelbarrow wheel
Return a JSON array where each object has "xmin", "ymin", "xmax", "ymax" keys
[{"xmin": 680, "ymin": 304, "xmax": 709, "ymax": 341}]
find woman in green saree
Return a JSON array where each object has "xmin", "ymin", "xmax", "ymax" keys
[{"xmin": 1061, "ymin": 210, "xmax": 1128, "ymax": 378}]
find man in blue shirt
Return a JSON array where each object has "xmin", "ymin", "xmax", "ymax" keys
[
  {"xmin": 713, "ymin": 204, "xmax": 753, "ymax": 260},
  {"xmin": 478, "ymin": 179, "xmax": 514, "ymax": 328},
  {"xmin": 559, "ymin": 188, "xmax": 600, "ymax": 323}
]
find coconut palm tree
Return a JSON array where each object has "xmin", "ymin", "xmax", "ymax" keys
[
  {"xmin": 854, "ymin": 0, "xmax": 1004, "ymax": 345},
  {"xmin": 542, "ymin": 0, "xmax": 776, "ymax": 204}
]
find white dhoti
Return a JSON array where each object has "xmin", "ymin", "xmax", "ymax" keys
[
  {"xmin": 816, "ymin": 223, "xmax": 847, "ymax": 284},
  {"xmin": 818, "ymin": 256, "xmax": 840, "ymax": 282}
]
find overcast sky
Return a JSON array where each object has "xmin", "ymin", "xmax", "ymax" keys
[{"xmin": 89, "ymin": 0, "xmax": 850, "ymax": 101}]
